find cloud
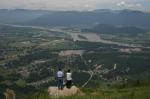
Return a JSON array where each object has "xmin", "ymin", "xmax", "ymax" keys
[
  {"xmin": 117, "ymin": 1, "xmax": 142, "ymax": 8},
  {"xmin": 117, "ymin": 1, "xmax": 126, "ymax": 6},
  {"xmin": 0, "ymin": 0, "xmax": 100, "ymax": 10},
  {"xmin": 0, "ymin": 0, "xmax": 148, "ymax": 11}
]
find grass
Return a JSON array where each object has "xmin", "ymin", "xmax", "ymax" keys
[
  {"xmin": 60, "ymin": 86, "xmax": 150, "ymax": 99},
  {"xmin": 23, "ymin": 86, "xmax": 150, "ymax": 99}
]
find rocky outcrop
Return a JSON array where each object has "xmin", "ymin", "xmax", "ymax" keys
[
  {"xmin": 3, "ymin": 89, "xmax": 16, "ymax": 99},
  {"xmin": 48, "ymin": 86, "xmax": 83, "ymax": 98}
]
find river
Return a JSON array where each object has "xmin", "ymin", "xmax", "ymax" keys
[
  {"xmin": 3, "ymin": 24, "xmax": 150, "ymax": 49},
  {"xmin": 67, "ymin": 32, "xmax": 148, "ymax": 48}
]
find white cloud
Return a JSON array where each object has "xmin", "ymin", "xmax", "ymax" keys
[
  {"xmin": 117, "ymin": 1, "xmax": 126, "ymax": 6},
  {"xmin": 0, "ymin": 0, "xmax": 148, "ymax": 11},
  {"xmin": 0, "ymin": 0, "xmax": 100, "ymax": 10},
  {"xmin": 117, "ymin": 1, "xmax": 142, "ymax": 8}
]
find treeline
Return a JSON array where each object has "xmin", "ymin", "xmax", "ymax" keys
[{"xmin": 82, "ymin": 24, "xmax": 147, "ymax": 35}]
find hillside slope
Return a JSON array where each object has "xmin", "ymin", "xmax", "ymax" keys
[{"xmin": 22, "ymin": 86, "xmax": 150, "ymax": 99}]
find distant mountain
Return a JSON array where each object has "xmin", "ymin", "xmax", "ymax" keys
[
  {"xmin": 82, "ymin": 24, "xmax": 147, "ymax": 34},
  {"xmin": 0, "ymin": 9, "xmax": 50, "ymax": 24},
  {"xmin": 0, "ymin": 9, "xmax": 150, "ymax": 28},
  {"xmin": 25, "ymin": 9, "xmax": 150, "ymax": 28}
]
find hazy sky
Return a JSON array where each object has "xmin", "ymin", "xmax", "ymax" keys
[{"xmin": 0, "ymin": 0, "xmax": 149, "ymax": 11}]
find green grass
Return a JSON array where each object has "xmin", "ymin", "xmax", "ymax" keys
[
  {"xmin": 22, "ymin": 86, "xmax": 150, "ymax": 99},
  {"xmin": 60, "ymin": 86, "xmax": 150, "ymax": 99},
  {"xmin": 23, "ymin": 91, "xmax": 50, "ymax": 99}
]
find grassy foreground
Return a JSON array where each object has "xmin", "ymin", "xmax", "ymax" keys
[{"xmin": 24, "ymin": 86, "xmax": 150, "ymax": 99}]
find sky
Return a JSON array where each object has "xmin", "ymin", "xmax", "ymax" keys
[{"xmin": 0, "ymin": 0, "xmax": 149, "ymax": 11}]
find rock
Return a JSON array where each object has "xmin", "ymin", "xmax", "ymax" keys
[
  {"xmin": 48, "ymin": 86, "xmax": 83, "ymax": 98},
  {"xmin": 3, "ymin": 89, "xmax": 16, "ymax": 99}
]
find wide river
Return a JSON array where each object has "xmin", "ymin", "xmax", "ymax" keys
[{"xmin": 67, "ymin": 32, "xmax": 147, "ymax": 48}]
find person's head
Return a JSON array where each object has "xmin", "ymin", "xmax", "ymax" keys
[
  {"xmin": 67, "ymin": 69, "xmax": 70, "ymax": 72},
  {"xmin": 59, "ymin": 68, "xmax": 61, "ymax": 71}
]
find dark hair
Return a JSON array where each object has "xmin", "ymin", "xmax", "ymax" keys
[
  {"xmin": 67, "ymin": 69, "xmax": 70, "ymax": 72},
  {"xmin": 59, "ymin": 68, "xmax": 61, "ymax": 71}
]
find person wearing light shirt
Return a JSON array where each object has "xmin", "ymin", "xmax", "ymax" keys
[
  {"xmin": 66, "ymin": 69, "xmax": 72, "ymax": 88},
  {"xmin": 57, "ymin": 68, "xmax": 64, "ymax": 90}
]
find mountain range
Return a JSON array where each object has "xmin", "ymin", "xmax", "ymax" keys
[{"xmin": 0, "ymin": 9, "xmax": 150, "ymax": 28}]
